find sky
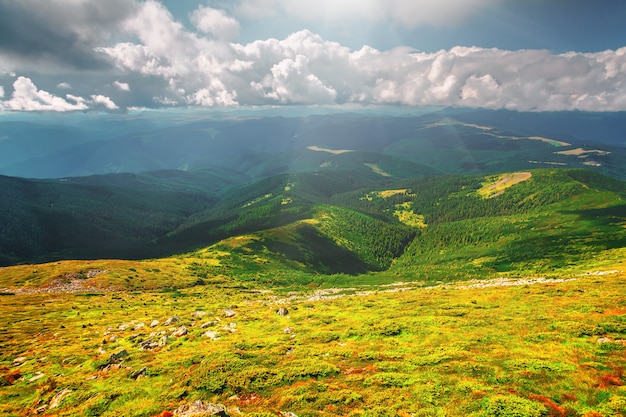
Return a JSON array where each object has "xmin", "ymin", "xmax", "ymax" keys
[{"xmin": 0, "ymin": 0, "xmax": 625, "ymax": 113}]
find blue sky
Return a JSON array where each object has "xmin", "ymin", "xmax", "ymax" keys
[
  {"xmin": 163, "ymin": 0, "xmax": 626, "ymax": 53},
  {"xmin": 0, "ymin": 0, "xmax": 625, "ymax": 112}
]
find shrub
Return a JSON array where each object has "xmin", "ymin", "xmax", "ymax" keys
[{"xmin": 482, "ymin": 394, "xmax": 548, "ymax": 417}]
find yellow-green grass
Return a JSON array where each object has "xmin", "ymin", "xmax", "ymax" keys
[
  {"xmin": 1, "ymin": 262, "xmax": 624, "ymax": 416},
  {"xmin": 394, "ymin": 202, "xmax": 427, "ymax": 228},
  {"xmin": 478, "ymin": 172, "xmax": 533, "ymax": 199}
]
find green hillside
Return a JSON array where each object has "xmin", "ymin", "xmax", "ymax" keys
[
  {"xmin": 2, "ymin": 167, "xmax": 625, "ymax": 283},
  {"xmin": 0, "ymin": 167, "xmax": 625, "ymax": 417}
]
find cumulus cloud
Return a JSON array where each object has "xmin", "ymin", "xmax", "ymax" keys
[
  {"xmin": 3, "ymin": 1, "xmax": 626, "ymax": 112},
  {"xmin": 97, "ymin": 2, "xmax": 626, "ymax": 112},
  {"xmin": 0, "ymin": 85, "xmax": 4, "ymax": 98},
  {"xmin": 90, "ymin": 94, "xmax": 119, "ymax": 110},
  {"xmin": 230, "ymin": 0, "xmax": 501, "ymax": 28},
  {"xmin": 190, "ymin": 6, "xmax": 240, "ymax": 41},
  {"xmin": 57, "ymin": 82, "xmax": 72, "ymax": 89},
  {"xmin": 0, "ymin": 76, "xmax": 120, "ymax": 112},
  {"xmin": 113, "ymin": 81, "xmax": 131, "ymax": 91},
  {"xmin": 0, "ymin": 76, "xmax": 89, "ymax": 112}
]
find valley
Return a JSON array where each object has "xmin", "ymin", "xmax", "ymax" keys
[{"xmin": 1, "ymin": 111, "xmax": 625, "ymax": 416}]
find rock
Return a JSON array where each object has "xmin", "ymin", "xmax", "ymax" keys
[
  {"xmin": 597, "ymin": 337, "xmax": 612, "ymax": 344},
  {"xmin": 222, "ymin": 323, "xmax": 237, "ymax": 333},
  {"xmin": 224, "ymin": 308, "xmax": 236, "ymax": 318},
  {"xmin": 158, "ymin": 335, "xmax": 169, "ymax": 347},
  {"xmin": 49, "ymin": 389, "xmax": 72, "ymax": 409},
  {"xmin": 280, "ymin": 412, "xmax": 298, "ymax": 417},
  {"xmin": 171, "ymin": 326, "xmax": 188, "ymax": 338},
  {"xmin": 276, "ymin": 307, "xmax": 289, "ymax": 316},
  {"xmin": 150, "ymin": 319, "xmax": 160, "ymax": 328},
  {"xmin": 130, "ymin": 366, "xmax": 147, "ymax": 380},
  {"xmin": 164, "ymin": 316, "xmax": 181, "ymax": 326},
  {"xmin": 118, "ymin": 322, "xmax": 132, "ymax": 331},
  {"xmin": 139, "ymin": 339, "xmax": 158, "ymax": 350},
  {"xmin": 173, "ymin": 400, "xmax": 229, "ymax": 417},
  {"xmin": 133, "ymin": 322, "xmax": 145, "ymax": 331},
  {"xmin": 28, "ymin": 372, "xmax": 45, "ymax": 382},
  {"xmin": 192, "ymin": 311, "xmax": 207, "ymax": 318},
  {"xmin": 13, "ymin": 356, "xmax": 27, "ymax": 365},
  {"xmin": 200, "ymin": 321, "xmax": 216, "ymax": 329},
  {"xmin": 283, "ymin": 327, "xmax": 293, "ymax": 334},
  {"xmin": 109, "ymin": 349, "xmax": 129, "ymax": 364},
  {"xmin": 203, "ymin": 330, "xmax": 219, "ymax": 340}
]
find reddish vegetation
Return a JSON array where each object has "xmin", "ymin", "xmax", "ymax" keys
[
  {"xmin": 153, "ymin": 411, "xmax": 173, "ymax": 417},
  {"xmin": 529, "ymin": 394, "xmax": 566, "ymax": 417},
  {"xmin": 561, "ymin": 393, "xmax": 577, "ymax": 402},
  {"xmin": 598, "ymin": 374, "xmax": 623, "ymax": 388},
  {"xmin": 342, "ymin": 365, "xmax": 376, "ymax": 375},
  {"xmin": 237, "ymin": 393, "xmax": 263, "ymax": 406},
  {"xmin": 0, "ymin": 368, "xmax": 22, "ymax": 386}
]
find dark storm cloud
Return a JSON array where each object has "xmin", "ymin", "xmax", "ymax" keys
[{"xmin": 0, "ymin": 0, "xmax": 138, "ymax": 70}]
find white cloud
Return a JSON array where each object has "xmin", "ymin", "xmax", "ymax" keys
[
  {"xmin": 0, "ymin": 77, "xmax": 88, "ymax": 112},
  {"xmin": 113, "ymin": 81, "xmax": 131, "ymax": 91},
  {"xmin": 0, "ymin": 1, "xmax": 594, "ymax": 113},
  {"xmin": 231, "ymin": 0, "xmax": 500, "ymax": 28},
  {"xmin": 190, "ymin": 6, "xmax": 240, "ymax": 41},
  {"xmin": 57, "ymin": 82, "xmax": 72, "ymax": 89},
  {"xmin": 0, "ymin": 85, "xmax": 4, "ymax": 98},
  {"xmin": 0, "ymin": 77, "xmax": 120, "ymax": 112},
  {"xmin": 82, "ymin": 3, "xmax": 626, "ymax": 112},
  {"xmin": 251, "ymin": 54, "xmax": 337, "ymax": 104},
  {"xmin": 90, "ymin": 94, "xmax": 119, "ymax": 110}
]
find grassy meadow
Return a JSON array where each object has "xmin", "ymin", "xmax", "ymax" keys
[{"xmin": 1, "ymin": 254, "xmax": 625, "ymax": 416}]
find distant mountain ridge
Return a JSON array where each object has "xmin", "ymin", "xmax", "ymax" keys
[{"xmin": 1, "ymin": 110, "xmax": 625, "ymax": 179}]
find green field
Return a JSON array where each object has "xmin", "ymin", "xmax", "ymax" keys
[{"xmin": 1, "ymin": 165, "xmax": 625, "ymax": 416}]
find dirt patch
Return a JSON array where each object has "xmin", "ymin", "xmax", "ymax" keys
[{"xmin": 307, "ymin": 146, "xmax": 354, "ymax": 155}]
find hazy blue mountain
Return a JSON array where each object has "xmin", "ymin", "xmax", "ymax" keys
[{"xmin": 1, "ymin": 109, "xmax": 624, "ymax": 180}]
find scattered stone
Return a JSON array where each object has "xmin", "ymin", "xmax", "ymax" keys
[
  {"xmin": 203, "ymin": 330, "xmax": 219, "ymax": 340},
  {"xmin": 283, "ymin": 327, "xmax": 293, "ymax": 334},
  {"xmin": 164, "ymin": 316, "xmax": 181, "ymax": 326},
  {"xmin": 192, "ymin": 311, "xmax": 207, "ymax": 318},
  {"xmin": 86, "ymin": 269, "xmax": 108, "ymax": 278},
  {"xmin": 109, "ymin": 349, "xmax": 129, "ymax": 364},
  {"xmin": 159, "ymin": 335, "xmax": 169, "ymax": 347},
  {"xmin": 13, "ymin": 356, "xmax": 27, "ymax": 365},
  {"xmin": 28, "ymin": 372, "xmax": 45, "ymax": 382},
  {"xmin": 130, "ymin": 366, "xmax": 148, "ymax": 380},
  {"xmin": 139, "ymin": 339, "xmax": 159, "ymax": 350},
  {"xmin": 597, "ymin": 336, "xmax": 626, "ymax": 345},
  {"xmin": 133, "ymin": 322, "xmax": 145, "ymax": 331},
  {"xmin": 117, "ymin": 322, "xmax": 132, "ymax": 331},
  {"xmin": 221, "ymin": 323, "xmax": 237, "ymax": 333},
  {"xmin": 173, "ymin": 400, "xmax": 229, "ymax": 417},
  {"xmin": 200, "ymin": 321, "xmax": 216, "ymax": 329},
  {"xmin": 49, "ymin": 389, "xmax": 72, "ymax": 409},
  {"xmin": 150, "ymin": 319, "xmax": 160, "ymax": 328},
  {"xmin": 276, "ymin": 307, "xmax": 289, "ymax": 316},
  {"xmin": 108, "ymin": 335, "xmax": 119, "ymax": 343},
  {"xmin": 224, "ymin": 308, "xmax": 236, "ymax": 318},
  {"xmin": 171, "ymin": 326, "xmax": 188, "ymax": 338},
  {"xmin": 280, "ymin": 412, "xmax": 298, "ymax": 417}
]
